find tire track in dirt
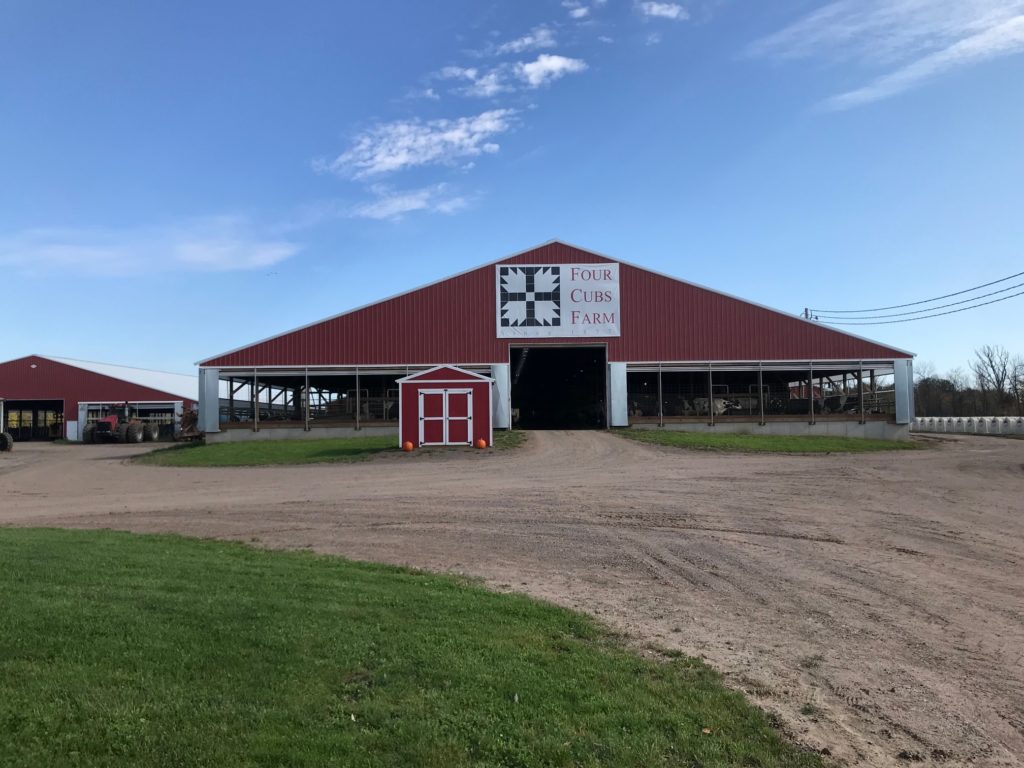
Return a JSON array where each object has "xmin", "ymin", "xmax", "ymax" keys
[{"xmin": 1, "ymin": 433, "xmax": 1023, "ymax": 766}]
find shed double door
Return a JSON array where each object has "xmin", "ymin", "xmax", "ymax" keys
[{"xmin": 419, "ymin": 388, "xmax": 473, "ymax": 446}]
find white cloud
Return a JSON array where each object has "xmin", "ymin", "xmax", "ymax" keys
[
  {"xmin": 515, "ymin": 54, "xmax": 589, "ymax": 87},
  {"xmin": 0, "ymin": 217, "xmax": 300, "ymax": 275},
  {"xmin": 598, "ymin": 35, "xmax": 615, "ymax": 43},
  {"xmin": 825, "ymin": 15, "xmax": 1024, "ymax": 110},
  {"xmin": 570, "ymin": 7, "xmax": 590, "ymax": 19},
  {"xmin": 646, "ymin": 32, "xmax": 663, "ymax": 46},
  {"xmin": 748, "ymin": 0, "xmax": 1024, "ymax": 109},
  {"xmin": 439, "ymin": 65, "xmax": 477, "ymax": 80},
  {"xmin": 435, "ymin": 65, "xmax": 511, "ymax": 97},
  {"xmin": 637, "ymin": 2, "xmax": 689, "ymax": 21},
  {"xmin": 494, "ymin": 25, "xmax": 557, "ymax": 55},
  {"xmin": 461, "ymin": 70, "xmax": 509, "ymax": 97},
  {"xmin": 350, "ymin": 184, "xmax": 469, "ymax": 221},
  {"xmin": 315, "ymin": 109, "xmax": 517, "ymax": 179},
  {"xmin": 405, "ymin": 86, "xmax": 440, "ymax": 101}
]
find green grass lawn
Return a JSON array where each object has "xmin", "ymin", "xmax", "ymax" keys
[
  {"xmin": 616, "ymin": 428, "xmax": 921, "ymax": 454},
  {"xmin": 0, "ymin": 529, "xmax": 820, "ymax": 768},
  {"xmin": 135, "ymin": 436, "xmax": 399, "ymax": 467},
  {"xmin": 492, "ymin": 429, "xmax": 526, "ymax": 450},
  {"xmin": 137, "ymin": 432, "xmax": 526, "ymax": 467}
]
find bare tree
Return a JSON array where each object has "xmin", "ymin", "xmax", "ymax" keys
[
  {"xmin": 1011, "ymin": 354, "xmax": 1024, "ymax": 417},
  {"xmin": 915, "ymin": 360, "xmax": 936, "ymax": 382},
  {"xmin": 971, "ymin": 345, "xmax": 1012, "ymax": 413},
  {"xmin": 947, "ymin": 367, "xmax": 971, "ymax": 416}
]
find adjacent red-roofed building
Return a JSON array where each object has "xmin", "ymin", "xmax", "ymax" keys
[{"xmin": 0, "ymin": 355, "xmax": 197, "ymax": 441}]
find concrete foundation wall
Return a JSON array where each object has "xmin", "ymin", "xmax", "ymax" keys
[
  {"xmin": 632, "ymin": 420, "xmax": 910, "ymax": 441},
  {"xmin": 206, "ymin": 425, "xmax": 398, "ymax": 443}
]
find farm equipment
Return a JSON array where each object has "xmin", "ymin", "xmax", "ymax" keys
[
  {"xmin": 176, "ymin": 408, "xmax": 202, "ymax": 442},
  {"xmin": 83, "ymin": 403, "xmax": 160, "ymax": 444}
]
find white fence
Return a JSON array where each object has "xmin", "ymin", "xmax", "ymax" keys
[{"xmin": 912, "ymin": 416, "xmax": 1024, "ymax": 435}]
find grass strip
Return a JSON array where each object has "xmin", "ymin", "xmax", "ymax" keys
[
  {"xmin": 135, "ymin": 436, "xmax": 398, "ymax": 467},
  {"xmin": 492, "ymin": 429, "xmax": 526, "ymax": 450},
  {"xmin": 0, "ymin": 529, "xmax": 820, "ymax": 768},
  {"xmin": 616, "ymin": 428, "xmax": 920, "ymax": 453}
]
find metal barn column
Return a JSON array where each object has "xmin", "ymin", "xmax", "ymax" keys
[
  {"xmin": 253, "ymin": 369, "xmax": 259, "ymax": 432},
  {"xmin": 758, "ymin": 363, "xmax": 765, "ymax": 426},
  {"xmin": 859, "ymin": 362, "xmax": 866, "ymax": 424},
  {"xmin": 198, "ymin": 368, "xmax": 221, "ymax": 434},
  {"xmin": 894, "ymin": 359, "xmax": 914, "ymax": 425},
  {"xmin": 304, "ymin": 368, "xmax": 310, "ymax": 431},
  {"xmin": 708, "ymin": 364, "xmax": 715, "ymax": 427},
  {"xmin": 609, "ymin": 362, "xmax": 628, "ymax": 427},
  {"xmin": 657, "ymin": 364, "xmax": 664, "ymax": 428},
  {"xmin": 491, "ymin": 363, "xmax": 511, "ymax": 429},
  {"xmin": 808, "ymin": 362, "xmax": 815, "ymax": 426}
]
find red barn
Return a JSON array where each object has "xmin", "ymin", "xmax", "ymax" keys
[
  {"xmin": 0, "ymin": 355, "xmax": 197, "ymax": 441},
  {"xmin": 197, "ymin": 241, "xmax": 914, "ymax": 441}
]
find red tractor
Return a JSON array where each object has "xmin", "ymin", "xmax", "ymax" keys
[{"xmin": 83, "ymin": 403, "xmax": 160, "ymax": 444}]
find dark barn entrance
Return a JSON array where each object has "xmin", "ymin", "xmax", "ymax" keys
[
  {"xmin": 4, "ymin": 399, "xmax": 64, "ymax": 441},
  {"xmin": 510, "ymin": 346, "xmax": 606, "ymax": 429}
]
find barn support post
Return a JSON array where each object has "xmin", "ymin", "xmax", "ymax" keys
[
  {"xmin": 808, "ymin": 362, "xmax": 815, "ymax": 426},
  {"xmin": 198, "ymin": 368, "xmax": 221, "ymax": 434},
  {"xmin": 608, "ymin": 362, "xmax": 628, "ymax": 428},
  {"xmin": 355, "ymin": 368, "xmax": 361, "ymax": 431},
  {"xmin": 490, "ymin": 363, "xmax": 511, "ymax": 429},
  {"xmin": 708, "ymin": 363, "xmax": 715, "ymax": 427},
  {"xmin": 657, "ymin": 364, "xmax": 664, "ymax": 428},
  {"xmin": 304, "ymin": 368, "xmax": 310, "ymax": 431},
  {"xmin": 859, "ymin": 362, "xmax": 866, "ymax": 424},
  {"xmin": 253, "ymin": 369, "xmax": 259, "ymax": 432},
  {"xmin": 893, "ymin": 358, "xmax": 914, "ymax": 425},
  {"xmin": 228, "ymin": 378, "xmax": 235, "ymax": 423},
  {"xmin": 758, "ymin": 363, "xmax": 765, "ymax": 426}
]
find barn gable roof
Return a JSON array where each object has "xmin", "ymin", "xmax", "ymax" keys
[
  {"xmin": 0, "ymin": 355, "xmax": 197, "ymax": 402},
  {"xmin": 199, "ymin": 240, "xmax": 912, "ymax": 368},
  {"xmin": 41, "ymin": 356, "xmax": 198, "ymax": 400}
]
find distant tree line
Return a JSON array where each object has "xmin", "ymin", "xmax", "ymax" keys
[{"xmin": 915, "ymin": 345, "xmax": 1024, "ymax": 417}]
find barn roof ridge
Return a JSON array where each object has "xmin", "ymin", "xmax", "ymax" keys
[
  {"xmin": 27, "ymin": 354, "xmax": 198, "ymax": 401},
  {"xmin": 197, "ymin": 239, "xmax": 913, "ymax": 366},
  {"xmin": 196, "ymin": 239, "xmax": 568, "ymax": 366}
]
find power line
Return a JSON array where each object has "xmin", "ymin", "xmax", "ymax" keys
[
  {"xmin": 823, "ymin": 288, "xmax": 1024, "ymax": 325},
  {"xmin": 809, "ymin": 268, "xmax": 1024, "ymax": 314},
  {"xmin": 812, "ymin": 280, "xmax": 1024, "ymax": 320}
]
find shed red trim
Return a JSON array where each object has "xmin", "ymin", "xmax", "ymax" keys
[{"xmin": 397, "ymin": 365, "xmax": 493, "ymax": 383}]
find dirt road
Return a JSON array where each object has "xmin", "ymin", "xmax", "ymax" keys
[{"xmin": 1, "ymin": 433, "xmax": 1022, "ymax": 766}]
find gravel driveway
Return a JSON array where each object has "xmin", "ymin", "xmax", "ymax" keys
[{"xmin": 2, "ymin": 432, "xmax": 1022, "ymax": 767}]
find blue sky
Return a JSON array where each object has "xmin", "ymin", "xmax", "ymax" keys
[{"xmin": 2, "ymin": 0, "xmax": 1022, "ymax": 377}]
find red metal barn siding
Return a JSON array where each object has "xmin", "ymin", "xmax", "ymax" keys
[
  {"xmin": 608, "ymin": 264, "xmax": 906, "ymax": 361},
  {"xmin": 200, "ymin": 242, "xmax": 909, "ymax": 368},
  {"xmin": 0, "ymin": 356, "xmax": 195, "ymax": 437}
]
